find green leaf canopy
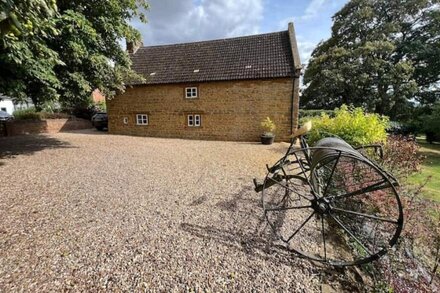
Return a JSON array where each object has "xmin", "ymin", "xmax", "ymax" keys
[
  {"xmin": 0, "ymin": 0, "xmax": 148, "ymax": 109},
  {"xmin": 302, "ymin": 0, "xmax": 440, "ymax": 119}
]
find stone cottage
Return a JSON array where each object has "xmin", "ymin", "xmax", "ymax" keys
[{"xmin": 107, "ymin": 23, "xmax": 302, "ymax": 141}]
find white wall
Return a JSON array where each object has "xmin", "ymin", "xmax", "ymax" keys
[
  {"xmin": 0, "ymin": 95, "xmax": 34, "ymax": 114},
  {"xmin": 0, "ymin": 99, "xmax": 14, "ymax": 114},
  {"xmin": 14, "ymin": 100, "xmax": 34, "ymax": 112}
]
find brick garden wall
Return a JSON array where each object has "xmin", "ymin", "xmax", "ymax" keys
[
  {"xmin": 0, "ymin": 122, "xmax": 6, "ymax": 137},
  {"xmin": 107, "ymin": 78, "xmax": 294, "ymax": 142},
  {"xmin": 5, "ymin": 118, "xmax": 92, "ymax": 136}
]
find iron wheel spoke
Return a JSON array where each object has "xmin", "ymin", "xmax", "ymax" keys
[
  {"xmin": 331, "ymin": 207, "xmax": 398, "ymax": 224},
  {"xmin": 267, "ymin": 176, "xmax": 313, "ymax": 201},
  {"xmin": 265, "ymin": 205, "xmax": 312, "ymax": 212},
  {"xmin": 293, "ymin": 151, "xmax": 318, "ymax": 200},
  {"xmin": 331, "ymin": 180, "xmax": 390, "ymax": 200},
  {"xmin": 321, "ymin": 216, "xmax": 327, "ymax": 261},
  {"xmin": 329, "ymin": 213, "xmax": 373, "ymax": 256},
  {"xmin": 286, "ymin": 211, "xmax": 315, "ymax": 242},
  {"xmin": 293, "ymin": 152, "xmax": 310, "ymax": 181},
  {"xmin": 322, "ymin": 152, "xmax": 341, "ymax": 197}
]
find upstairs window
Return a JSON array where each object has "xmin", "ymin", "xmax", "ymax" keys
[
  {"xmin": 136, "ymin": 114, "xmax": 148, "ymax": 125},
  {"xmin": 187, "ymin": 114, "xmax": 201, "ymax": 127},
  {"xmin": 185, "ymin": 87, "xmax": 198, "ymax": 98}
]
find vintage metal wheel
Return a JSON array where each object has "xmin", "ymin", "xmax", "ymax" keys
[{"xmin": 261, "ymin": 143, "xmax": 404, "ymax": 266}]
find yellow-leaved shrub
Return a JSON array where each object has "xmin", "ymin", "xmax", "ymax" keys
[{"xmin": 306, "ymin": 105, "xmax": 389, "ymax": 147}]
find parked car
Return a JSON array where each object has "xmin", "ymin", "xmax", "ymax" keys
[
  {"xmin": 91, "ymin": 112, "xmax": 108, "ymax": 131},
  {"xmin": 0, "ymin": 110, "xmax": 13, "ymax": 121}
]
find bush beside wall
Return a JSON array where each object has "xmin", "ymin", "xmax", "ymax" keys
[
  {"xmin": 13, "ymin": 108, "xmax": 71, "ymax": 120},
  {"xmin": 304, "ymin": 105, "xmax": 389, "ymax": 146}
]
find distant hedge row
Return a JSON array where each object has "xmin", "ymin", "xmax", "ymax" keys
[
  {"xmin": 13, "ymin": 108, "xmax": 71, "ymax": 120},
  {"xmin": 299, "ymin": 109, "xmax": 335, "ymax": 118}
]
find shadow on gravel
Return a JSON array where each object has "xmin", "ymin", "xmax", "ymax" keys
[
  {"xmin": 180, "ymin": 222, "xmax": 302, "ymax": 266},
  {"xmin": 182, "ymin": 185, "xmax": 303, "ymax": 267},
  {"xmin": 182, "ymin": 184, "xmax": 367, "ymax": 292},
  {"xmin": 0, "ymin": 134, "xmax": 73, "ymax": 161}
]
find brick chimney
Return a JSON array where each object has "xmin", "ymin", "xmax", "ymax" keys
[
  {"xmin": 126, "ymin": 39, "xmax": 143, "ymax": 54},
  {"xmin": 287, "ymin": 22, "xmax": 302, "ymax": 75},
  {"xmin": 287, "ymin": 22, "xmax": 302, "ymax": 134}
]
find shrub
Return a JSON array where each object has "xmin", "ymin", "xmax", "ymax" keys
[
  {"xmin": 306, "ymin": 105, "xmax": 389, "ymax": 146},
  {"xmin": 95, "ymin": 101, "xmax": 106, "ymax": 112},
  {"xmin": 299, "ymin": 109, "xmax": 335, "ymax": 118},
  {"xmin": 346, "ymin": 135, "xmax": 439, "ymax": 290},
  {"xmin": 381, "ymin": 135, "xmax": 424, "ymax": 180},
  {"xmin": 13, "ymin": 108, "xmax": 42, "ymax": 120},
  {"xmin": 260, "ymin": 117, "xmax": 276, "ymax": 135},
  {"xmin": 13, "ymin": 108, "xmax": 71, "ymax": 120},
  {"xmin": 360, "ymin": 135, "xmax": 439, "ymax": 290},
  {"xmin": 299, "ymin": 109, "xmax": 336, "ymax": 126},
  {"xmin": 423, "ymin": 103, "xmax": 440, "ymax": 143}
]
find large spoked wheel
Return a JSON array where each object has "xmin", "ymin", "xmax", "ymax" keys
[{"xmin": 261, "ymin": 148, "xmax": 404, "ymax": 266}]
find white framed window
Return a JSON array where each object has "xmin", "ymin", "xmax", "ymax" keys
[
  {"xmin": 187, "ymin": 114, "xmax": 201, "ymax": 127},
  {"xmin": 136, "ymin": 114, "xmax": 148, "ymax": 125},
  {"xmin": 185, "ymin": 87, "xmax": 198, "ymax": 98},
  {"xmin": 194, "ymin": 114, "xmax": 201, "ymax": 126},
  {"xmin": 123, "ymin": 117, "xmax": 128, "ymax": 124}
]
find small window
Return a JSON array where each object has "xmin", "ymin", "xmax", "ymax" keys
[
  {"xmin": 0, "ymin": 107, "xmax": 6, "ymax": 112},
  {"xmin": 185, "ymin": 87, "xmax": 198, "ymax": 98},
  {"xmin": 187, "ymin": 114, "xmax": 201, "ymax": 127},
  {"xmin": 136, "ymin": 114, "xmax": 148, "ymax": 125},
  {"xmin": 123, "ymin": 117, "xmax": 128, "ymax": 124},
  {"xmin": 194, "ymin": 114, "xmax": 201, "ymax": 126}
]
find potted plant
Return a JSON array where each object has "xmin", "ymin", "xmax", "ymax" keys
[{"xmin": 260, "ymin": 117, "xmax": 276, "ymax": 145}]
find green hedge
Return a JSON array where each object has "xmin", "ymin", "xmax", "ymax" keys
[
  {"xmin": 13, "ymin": 108, "xmax": 71, "ymax": 120},
  {"xmin": 299, "ymin": 109, "xmax": 335, "ymax": 118},
  {"xmin": 303, "ymin": 105, "xmax": 389, "ymax": 147},
  {"xmin": 13, "ymin": 108, "xmax": 41, "ymax": 120}
]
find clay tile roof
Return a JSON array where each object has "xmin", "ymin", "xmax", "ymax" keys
[{"xmin": 129, "ymin": 30, "xmax": 295, "ymax": 85}]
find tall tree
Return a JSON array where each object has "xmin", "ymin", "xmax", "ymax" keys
[
  {"xmin": 0, "ymin": 0, "xmax": 147, "ymax": 109},
  {"xmin": 51, "ymin": 0, "xmax": 147, "ymax": 108},
  {"xmin": 302, "ymin": 0, "xmax": 440, "ymax": 119},
  {"xmin": 0, "ymin": 0, "xmax": 62, "ymax": 106}
]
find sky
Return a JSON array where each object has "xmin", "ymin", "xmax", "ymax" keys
[{"xmin": 131, "ymin": 0, "xmax": 349, "ymax": 64}]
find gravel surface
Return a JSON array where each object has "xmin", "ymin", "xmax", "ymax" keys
[{"xmin": 0, "ymin": 130, "xmax": 358, "ymax": 291}]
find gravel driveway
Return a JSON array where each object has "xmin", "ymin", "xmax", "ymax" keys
[{"xmin": 0, "ymin": 130, "xmax": 358, "ymax": 291}]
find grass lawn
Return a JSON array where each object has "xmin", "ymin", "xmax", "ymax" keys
[{"xmin": 408, "ymin": 137, "xmax": 440, "ymax": 202}]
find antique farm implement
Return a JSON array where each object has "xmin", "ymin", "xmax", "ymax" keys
[{"xmin": 253, "ymin": 122, "xmax": 404, "ymax": 266}]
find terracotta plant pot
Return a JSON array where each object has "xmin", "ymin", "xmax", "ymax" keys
[{"xmin": 261, "ymin": 134, "xmax": 275, "ymax": 145}]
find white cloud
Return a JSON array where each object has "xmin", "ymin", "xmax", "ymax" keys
[
  {"xmin": 300, "ymin": 0, "xmax": 326, "ymax": 21},
  {"xmin": 276, "ymin": 1, "xmax": 348, "ymax": 64},
  {"xmin": 274, "ymin": 20, "xmax": 319, "ymax": 64},
  {"xmin": 133, "ymin": 0, "xmax": 263, "ymax": 46},
  {"xmin": 296, "ymin": 39, "xmax": 317, "ymax": 64}
]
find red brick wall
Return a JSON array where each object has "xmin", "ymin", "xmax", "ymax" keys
[
  {"xmin": 5, "ymin": 118, "xmax": 92, "ymax": 136},
  {"xmin": 92, "ymin": 89, "xmax": 105, "ymax": 103},
  {"xmin": 0, "ymin": 122, "xmax": 6, "ymax": 137}
]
